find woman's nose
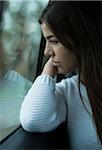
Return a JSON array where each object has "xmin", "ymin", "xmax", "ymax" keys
[{"xmin": 44, "ymin": 44, "xmax": 54, "ymax": 57}]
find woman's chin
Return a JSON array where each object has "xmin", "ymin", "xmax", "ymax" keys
[
  {"xmin": 57, "ymin": 68, "xmax": 66, "ymax": 75},
  {"xmin": 57, "ymin": 68, "xmax": 72, "ymax": 75}
]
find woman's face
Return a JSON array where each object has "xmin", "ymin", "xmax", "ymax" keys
[{"xmin": 41, "ymin": 23, "xmax": 78, "ymax": 75}]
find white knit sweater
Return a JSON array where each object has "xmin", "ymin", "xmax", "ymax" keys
[
  {"xmin": 0, "ymin": 70, "xmax": 32, "ymax": 129},
  {"xmin": 20, "ymin": 74, "xmax": 102, "ymax": 150}
]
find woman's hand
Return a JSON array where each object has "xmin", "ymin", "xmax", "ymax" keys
[{"xmin": 42, "ymin": 57, "xmax": 58, "ymax": 76}]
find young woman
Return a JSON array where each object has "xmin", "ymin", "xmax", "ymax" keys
[{"xmin": 20, "ymin": 1, "xmax": 102, "ymax": 149}]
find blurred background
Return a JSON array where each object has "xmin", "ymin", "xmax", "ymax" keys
[
  {"xmin": 0, "ymin": 0, "xmax": 48, "ymax": 142},
  {"xmin": 1, "ymin": 0, "xmax": 48, "ymax": 81}
]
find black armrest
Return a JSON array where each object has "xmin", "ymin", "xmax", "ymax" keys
[{"xmin": 0, "ymin": 122, "xmax": 70, "ymax": 149}]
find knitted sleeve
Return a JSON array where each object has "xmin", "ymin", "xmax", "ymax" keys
[{"xmin": 20, "ymin": 74, "xmax": 67, "ymax": 132}]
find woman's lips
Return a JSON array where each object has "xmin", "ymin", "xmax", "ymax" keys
[{"xmin": 52, "ymin": 61, "xmax": 60, "ymax": 66}]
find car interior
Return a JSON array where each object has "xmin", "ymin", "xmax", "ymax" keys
[{"xmin": 0, "ymin": 0, "xmax": 71, "ymax": 149}]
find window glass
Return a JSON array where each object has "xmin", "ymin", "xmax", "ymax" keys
[{"xmin": 0, "ymin": 0, "xmax": 48, "ymax": 142}]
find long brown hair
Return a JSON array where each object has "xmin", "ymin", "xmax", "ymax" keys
[{"xmin": 39, "ymin": 1, "xmax": 102, "ymax": 143}]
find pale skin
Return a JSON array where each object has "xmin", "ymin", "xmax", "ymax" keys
[{"xmin": 41, "ymin": 23, "xmax": 78, "ymax": 76}]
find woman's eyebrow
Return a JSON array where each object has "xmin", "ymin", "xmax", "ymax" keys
[{"xmin": 46, "ymin": 35, "xmax": 55, "ymax": 39}]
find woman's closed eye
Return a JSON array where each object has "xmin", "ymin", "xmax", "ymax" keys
[{"xmin": 49, "ymin": 40, "xmax": 59, "ymax": 44}]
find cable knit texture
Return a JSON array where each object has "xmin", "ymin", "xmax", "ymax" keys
[{"xmin": 20, "ymin": 74, "xmax": 102, "ymax": 150}]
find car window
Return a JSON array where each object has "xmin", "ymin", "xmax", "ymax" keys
[{"xmin": 0, "ymin": 0, "xmax": 48, "ymax": 142}]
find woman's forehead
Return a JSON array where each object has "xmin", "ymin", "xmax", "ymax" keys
[{"xmin": 41, "ymin": 23, "xmax": 55, "ymax": 38}]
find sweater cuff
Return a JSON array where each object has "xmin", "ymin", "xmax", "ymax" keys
[{"xmin": 34, "ymin": 74, "xmax": 56, "ymax": 87}]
